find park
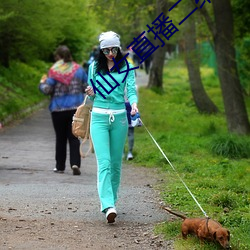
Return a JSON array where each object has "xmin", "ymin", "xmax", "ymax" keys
[{"xmin": 0, "ymin": 1, "xmax": 249, "ymax": 249}]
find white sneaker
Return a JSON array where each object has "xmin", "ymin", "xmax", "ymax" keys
[
  {"xmin": 105, "ymin": 207, "xmax": 117, "ymax": 223},
  {"xmin": 53, "ymin": 168, "xmax": 64, "ymax": 173},
  {"xmin": 72, "ymin": 165, "xmax": 81, "ymax": 175},
  {"xmin": 127, "ymin": 152, "xmax": 133, "ymax": 160}
]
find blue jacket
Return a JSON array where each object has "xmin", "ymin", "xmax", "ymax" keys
[{"xmin": 39, "ymin": 67, "xmax": 87, "ymax": 112}]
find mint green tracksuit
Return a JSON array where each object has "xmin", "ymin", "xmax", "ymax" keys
[{"xmin": 88, "ymin": 62, "xmax": 138, "ymax": 212}]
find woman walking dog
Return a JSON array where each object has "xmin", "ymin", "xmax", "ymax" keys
[{"xmin": 85, "ymin": 31, "xmax": 138, "ymax": 223}]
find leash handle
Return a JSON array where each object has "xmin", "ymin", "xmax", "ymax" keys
[
  {"xmin": 79, "ymin": 136, "xmax": 93, "ymax": 158},
  {"xmin": 139, "ymin": 118, "xmax": 209, "ymax": 218}
]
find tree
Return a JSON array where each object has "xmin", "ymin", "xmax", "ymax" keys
[
  {"xmin": 0, "ymin": 0, "xmax": 59, "ymax": 66},
  {"xmin": 232, "ymin": 0, "xmax": 250, "ymax": 96},
  {"xmin": 199, "ymin": 0, "xmax": 250, "ymax": 134},
  {"xmin": 0, "ymin": 0, "xmax": 98, "ymax": 66},
  {"xmin": 184, "ymin": 2, "xmax": 218, "ymax": 114},
  {"xmin": 232, "ymin": 0, "xmax": 250, "ymax": 39},
  {"xmin": 147, "ymin": 0, "xmax": 169, "ymax": 90},
  {"xmin": 92, "ymin": 0, "xmax": 156, "ymax": 47}
]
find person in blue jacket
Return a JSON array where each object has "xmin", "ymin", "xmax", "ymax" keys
[
  {"xmin": 85, "ymin": 31, "xmax": 139, "ymax": 223},
  {"xmin": 39, "ymin": 45, "xmax": 87, "ymax": 175}
]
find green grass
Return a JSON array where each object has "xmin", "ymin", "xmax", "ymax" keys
[
  {"xmin": 129, "ymin": 59, "xmax": 250, "ymax": 250},
  {"xmin": 0, "ymin": 60, "xmax": 50, "ymax": 123}
]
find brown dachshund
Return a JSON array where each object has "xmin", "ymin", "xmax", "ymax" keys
[{"xmin": 162, "ymin": 207, "xmax": 231, "ymax": 249}]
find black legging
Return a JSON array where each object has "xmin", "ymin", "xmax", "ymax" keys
[{"xmin": 51, "ymin": 110, "xmax": 80, "ymax": 171}]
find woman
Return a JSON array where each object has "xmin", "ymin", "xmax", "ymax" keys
[
  {"xmin": 39, "ymin": 45, "xmax": 87, "ymax": 175},
  {"xmin": 85, "ymin": 31, "xmax": 138, "ymax": 223}
]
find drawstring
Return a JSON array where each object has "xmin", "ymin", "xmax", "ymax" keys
[
  {"xmin": 109, "ymin": 112, "xmax": 115, "ymax": 124},
  {"xmin": 92, "ymin": 108, "xmax": 124, "ymax": 125}
]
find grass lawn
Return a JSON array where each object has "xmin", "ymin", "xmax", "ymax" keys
[
  {"xmin": 128, "ymin": 59, "xmax": 250, "ymax": 250},
  {"xmin": 0, "ymin": 60, "xmax": 49, "ymax": 123}
]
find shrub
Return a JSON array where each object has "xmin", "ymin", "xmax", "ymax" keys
[
  {"xmin": 210, "ymin": 135, "xmax": 250, "ymax": 159},
  {"xmin": 210, "ymin": 191, "xmax": 237, "ymax": 209}
]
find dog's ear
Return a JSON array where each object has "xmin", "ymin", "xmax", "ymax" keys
[
  {"xmin": 227, "ymin": 230, "xmax": 230, "ymax": 240},
  {"xmin": 213, "ymin": 231, "xmax": 217, "ymax": 240}
]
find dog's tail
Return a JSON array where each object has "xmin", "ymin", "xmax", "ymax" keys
[{"xmin": 162, "ymin": 206, "xmax": 187, "ymax": 220}]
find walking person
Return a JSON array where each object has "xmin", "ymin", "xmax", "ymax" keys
[
  {"xmin": 125, "ymin": 101, "xmax": 135, "ymax": 160},
  {"xmin": 39, "ymin": 45, "xmax": 88, "ymax": 175},
  {"xmin": 123, "ymin": 52, "xmax": 138, "ymax": 161},
  {"xmin": 85, "ymin": 31, "xmax": 138, "ymax": 223}
]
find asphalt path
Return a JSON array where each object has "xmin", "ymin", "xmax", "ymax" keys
[
  {"xmin": 0, "ymin": 70, "xmax": 172, "ymax": 249},
  {"xmin": 0, "ymin": 106, "xmax": 165, "ymax": 223}
]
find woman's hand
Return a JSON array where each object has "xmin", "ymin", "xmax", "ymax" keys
[
  {"xmin": 85, "ymin": 86, "xmax": 95, "ymax": 96},
  {"xmin": 131, "ymin": 103, "xmax": 138, "ymax": 116}
]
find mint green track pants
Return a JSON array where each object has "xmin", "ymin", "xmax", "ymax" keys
[{"xmin": 90, "ymin": 111, "xmax": 128, "ymax": 212}]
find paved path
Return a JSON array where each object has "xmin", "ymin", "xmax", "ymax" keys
[
  {"xmin": 0, "ymin": 71, "xmax": 173, "ymax": 249},
  {"xmin": 0, "ymin": 69, "xmax": 152, "ymax": 222},
  {"xmin": 0, "ymin": 106, "xmax": 164, "ymax": 223},
  {"xmin": 135, "ymin": 69, "xmax": 149, "ymax": 88}
]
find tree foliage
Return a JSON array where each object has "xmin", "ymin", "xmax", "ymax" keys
[
  {"xmin": 232, "ymin": 0, "xmax": 250, "ymax": 39},
  {"xmin": 92, "ymin": 0, "xmax": 156, "ymax": 48},
  {"xmin": 232, "ymin": 0, "xmax": 250, "ymax": 95},
  {"xmin": 0, "ymin": 0, "xmax": 99, "ymax": 67}
]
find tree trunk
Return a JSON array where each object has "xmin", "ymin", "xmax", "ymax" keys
[
  {"xmin": 147, "ymin": 45, "xmax": 167, "ymax": 89},
  {"xmin": 184, "ymin": 5, "xmax": 218, "ymax": 114},
  {"xmin": 212, "ymin": 0, "xmax": 250, "ymax": 134},
  {"xmin": 147, "ymin": 0, "xmax": 168, "ymax": 90}
]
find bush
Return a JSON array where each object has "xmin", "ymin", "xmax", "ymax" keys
[
  {"xmin": 0, "ymin": 60, "xmax": 49, "ymax": 122},
  {"xmin": 210, "ymin": 135, "xmax": 250, "ymax": 159},
  {"xmin": 210, "ymin": 191, "xmax": 237, "ymax": 209}
]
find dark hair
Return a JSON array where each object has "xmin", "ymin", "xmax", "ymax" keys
[
  {"xmin": 96, "ymin": 48, "xmax": 125, "ymax": 74},
  {"xmin": 54, "ymin": 45, "xmax": 73, "ymax": 63}
]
